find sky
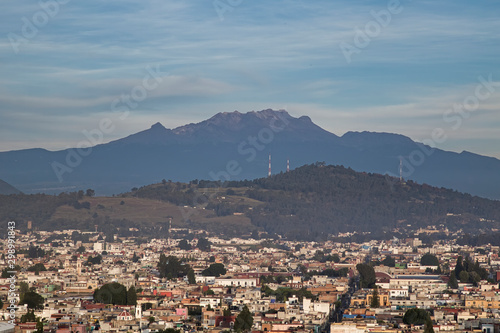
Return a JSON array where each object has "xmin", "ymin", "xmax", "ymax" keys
[{"xmin": 1, "ymin": 0, "xmax": 500, "ymax": 158}]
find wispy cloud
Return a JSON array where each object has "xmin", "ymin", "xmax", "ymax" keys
[{"xmin": 1, "ymin": 0, "xmax": 499, "ymax": 157}]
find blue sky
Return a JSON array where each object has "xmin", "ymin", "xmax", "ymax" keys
[{"xmin": 1, "ymin": 0, "xmax": 500, "ymax": 158}]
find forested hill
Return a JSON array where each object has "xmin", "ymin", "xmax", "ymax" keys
[
  {"xmin": 217, "ymin": 163, "xmax": 500, "ymax": 239},
  {"xmin": 133, "ymin": 163, "xmax": 500, "ymax": 240},
  {"xmin": 1, "ymin": 163, "xmax": 500, "ymax": 241}
]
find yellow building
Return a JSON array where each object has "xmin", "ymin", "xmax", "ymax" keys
[{"xmin": 465, "ymin": 297, "xmax": 500, "ymax": 309}]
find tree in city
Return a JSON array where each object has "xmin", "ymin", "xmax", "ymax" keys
[
  {"xmin": 187, "ymin": 269, "xmax": 196, "ymax": 284},
  {"xmin": 178, "ymin": 239, "xmax": 191, "ymax": 250},
  {"xmin": 28, "ymin": 263, "xmax": 47, "ymax": 274},
  {"xmin": 202, "ymin": 263, "xmax": 227, "ymax": 277},
  {"xmin": 448, "ymin": 271, "xmax": 459, "ymax": 289},
  {"xmin": 127, "ymin": 286, "xmax": 137, "ymax": 305},
  {"xmin": 424, "ymin": 318, "xmax": 435, "ymax": 333},
  {"xmin": 19, "ymin": 281, "xmax": 30, "ymax": 299},
  {"xmin": 234, "ymin": 305, "xmax": 253, "ymax": 332},
  {"xmin": 87, "ymin": 254, "xmax": 102, "ymax": 265},
  {"xmin": 93, "ymin": 282, "xmax": 127, "ymax": 305},
  {"xmin": 403, "ymin": 308, "xmax": 432, "ymax": 326},
  {"xmin": 356, "ymin": 263, "xmax": 376, "ymax": 288},
  {"xmin": 459, "ymin": 271, "xmax": 469, "ymax": 283},
  {"xmin": 28, "ymin": 245, "xmax": 45, "ymax": 258},
  {"xmin": 158, "ymin": 329, "xmax": 181, "ymax": 333},
  {"xmin": 420, "ymin": 253, "xmax": 439, "ymax": 266},
  {"xmin": 20, "ymin": 310, "xmax": 36, "ymax": 323},
  {"xmin": 20, "ymin": 291, "xmax": 44, "ymax": 310},
  {"xmin": 157, "ymin": 254, "xmax": 190, "ymax": 280},
  {"xmin": 381, "ymin": 256, "xmax": 395, "ymax": 267},
  {"xmin": 455, "ymin": 256, "xmax": 464, "ymax": 277},
  {"xmin": 197, "ymin": 237, "xmax": 211, "ymax": 251},
  {"xmin": 370, "ymin": 286, "xmax": 380, "ymax": 308}
]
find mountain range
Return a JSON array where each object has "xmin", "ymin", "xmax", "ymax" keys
[
  {"xmin": 0, "ymin": 179, "xmax": 21, "ymax": 195},
  {"xmin": 1, "ymin": 109, "xmax": 499, "ymax": 199}
]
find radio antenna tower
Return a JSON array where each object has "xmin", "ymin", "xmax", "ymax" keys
[
  {"xmin": 268, "ymin": 153, "xmax": 272, "ymax": 177},
  {"xmin": 287, "ymin": 158, "xmax": 290, "ymax": 173},
  {"xmin": 168, "ymin": 218, "xmax": 172, "ymax": 246},
  {"xmin": 399, "ymin": 157, "xmax": 403, "ymax": 182}
]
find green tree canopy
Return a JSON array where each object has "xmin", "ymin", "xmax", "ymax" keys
[
  {"xmin": 28, "ymin": 245, "xmax": 45, "ymax": 258},
  {"xmin": 356, "ymin": 263, "xmax": 376, "ymax": 288},
  {"xmin": 448, "ymin": 271, "xmax": 459, "ymax": 289},
  {"xmin": 202, "ymin": 263, "xmax": 227, "ymax": 277},
  {"xmin": 381, "ymin": 256, "xmax": 396, "ymax": 267},
  {"xmin": 178, "ymin": 239, "xmax": 191, "ymax": 250},
  {"xmin": 459, "ymin": 271, "xmax": 469, "ymax": 283},
  {"xmin": 197, "ymin": 237, "xmax": 211, "ymax": 251},
  {"xmin": 420, "ymin": 253, "xmax": 439, "ymax": 266},
  {"xmin": 157, "ymin": 254, "xmax": 190, "ymax": 280},
  {"xmin": 187, "ymin": 269, "xmax": 196, "ymax": 284},
  {"xmin": 234, "ymin": 305, "xmax": 253, "ymax": 332},
  {"xmin": 87, "ymin": 254, "xmax": 102, "ymax": 265},
  {"xmin": 403, "ymin": 308, "xmax": 432, "ymax": 326},
  {"xmin": 28, "ymin": 263, "xmax": 47, "ymax": 273},
  {"xmin": 370, "ymin": 287, "xmax": 380, "ymax": 308},
  {"xmin": 127, "ymin": 286, "xmax": 137, "ymax": 305},
  {"xmin": 20, "ymin": 291, "xmax": 44, "ymax": 310},
  {"xmin": 93, "ymin": 282, "xmax": 127, "ymax": 305}
]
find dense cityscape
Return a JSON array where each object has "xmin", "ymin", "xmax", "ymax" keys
[{"xmin": 1, "ymin": 224, "xmax": 500, "ymax": 333}]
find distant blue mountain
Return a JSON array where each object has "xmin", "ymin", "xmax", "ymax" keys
[
  {"xmin": 1, "ymin": 109, "xmax": 499, "ymax": 199},
  {"xmin": 0, "ymin": 179, "xmax": 21, "ymax": 195}
]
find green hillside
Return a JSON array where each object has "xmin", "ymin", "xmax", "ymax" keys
[{"xmin": 1, "ymin": 163, "xmax": 499, "ymax": 240}]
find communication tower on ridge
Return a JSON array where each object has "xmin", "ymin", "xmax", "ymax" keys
[
  {"xmin": 268, "ymin": 153, "xmax": 272, "ymax": 177},
  {"xmin": 168, "ymin": 217, "xmax": 172, "ymax": 246},
  {"xmin": 287, "ymin": 158, "xmax": 290, "ymax": 173},
  {"xmin": 399, "ymin": 157, "xmax": 403, "ymax": 182}
]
